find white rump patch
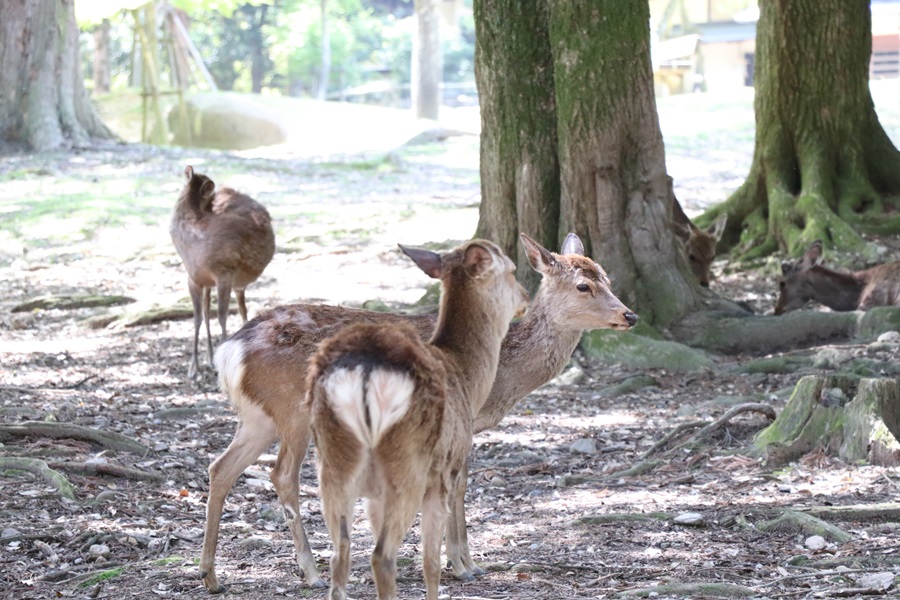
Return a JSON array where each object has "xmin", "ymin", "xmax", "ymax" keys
[
  {"xmin": 323, "ymin": 366, "xmax": 414, "ymax": 448},
  {"xmin": 214, "ymin": 339, "xmax": 246, "ymax": 408}
]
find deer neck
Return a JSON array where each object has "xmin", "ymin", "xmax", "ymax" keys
[{"xmin": 808, "ymin": 266, "xmax": 866, "ymax": 311}]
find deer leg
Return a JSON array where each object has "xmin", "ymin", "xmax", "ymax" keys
[
  {"xmin": 320, "ymin": 483, "xmax": 357, "ymax": 600},
  {"xmin": 270, "ymin": 422, "xmax": 324, "ymax": 588},
  {"xmin": 187, "ymin": 278, "xmax": 204, "ymax": 379},
  {"xmin": 216, "ymin": 275, "xmax": 233, "ymax": 344},
  {"xmin": 445, "ymin": 458, "xmax": 483, "ymax": 579},
  {"xmin": 235, "ymin": 288, "xmax": 249, "ymax": 322},
  {"xmin": 421, "ymin": 486, "xmax": 449, "ymax": 600},
  {"xmin": 369, "ymin": 479, "xmax": 422, "ymax": 600},
  {"xmin": 200, "ymin": 406, "xmax": 277, "ymax": 594},
  {"xmin": 202, "ymin": 286, "xmax": 214, "ymax": 369}
]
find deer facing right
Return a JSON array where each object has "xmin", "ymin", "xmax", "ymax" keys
[
  {"xmin": 775, "ymin": 240, "xmax": 900, "ymax": 315},
  {"xmin": 307, "ymin": 239, "xmax": 529, "ymax": 600}
]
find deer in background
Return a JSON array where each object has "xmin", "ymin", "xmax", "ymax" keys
[
  {"xmin": 170, "ymin": 166, "xmax": 275, "ymax": 378},
  {"xmin": 199, "ymin": 232, "xmax": 636, "ymax": 592},
  {"xmin": 672, "ymin": 197, "xmax": 727, "ymax": 288},
  {"xmin": 775, "ymin": 240, "xmax": 900, "ymax": 315},
  {"xmin": 307, "ymin": 239, "xmax": 528, "ymax": 600}
]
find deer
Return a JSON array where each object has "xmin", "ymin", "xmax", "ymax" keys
[
  {"xmin": 774, "ymin": 240, "xmax": 900, "ymax": 315},
  {"xmin": 672, "ymin": 197, "xmax": 727, "ymax": 288},
  {"xmin": 169, "ymin": 166, "xmax": 275, "ymax": 378},
  {"xmin": 199, "ymin": 232, "xmax": 637, "ymax": 593},
  {"xmin": 307, "ymin": 239, "xmax": 529, "ymax": 600}
]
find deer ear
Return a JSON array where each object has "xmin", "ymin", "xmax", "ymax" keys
[
  {"xmin": 399, "ymin": 245, "xmax": 443, "ymax": 279},
  {"xmin": 185, "ymin": 165, "xmax": 194, "ymax": 181},
  {"xmin": 462, "ymin": 242, "xmax": 494, "ymax": 279},
  {"xmin": 200, "ymin": 179, "xmax": 215, "ymax": 201},
  {"xmin": 709, "ymin": 214, "xmax": 727, "ymax": 240},
  {"xmin": 561, "ymin": 233, "xmax": 585, "ymax": 256},
  {"xmin": 800, "ymin": 240, "xmax": 823, "ymax": 270},
  {"xmin": 521, "ymin": 233, "xmax": 556, "ymax": 273}
]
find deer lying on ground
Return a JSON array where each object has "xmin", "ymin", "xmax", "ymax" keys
[
  {"xmin": 200, "ymin": 232, "xmax": 636, "ymax": 592},
  {"xmin": 775, "ymin": 240, "xmax": 900, "ymax": 315},
  {"xmin": 307, "ymin": 239, "xmax": 529, "ymax": 600},
  {"xmin": 672, "ymin": 198, "xmax": 727, "ymax": 287},
  {"xmin": 169, "ymin": 166, "xmax": 275, "ymax": 378}
]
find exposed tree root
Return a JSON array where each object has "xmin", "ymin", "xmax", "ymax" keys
[
  {"xmin": 11, "ymin": 294, "xmax": 135, "ymax": 313},
  {"xmin": 569, "ymin": 512, "xmax": 672, "ymax": 526},
  {"xmin": 606, "ymin": 459, "xmax": 663, "ymax": 479},
  {"xmin": 616, "ymin": 582, "xmax": 757, "ymax": 598},
  {"xmin": 47, "ymin": 459, "xmax": 163, "ymax": 482},
  {"xmin": 800, "ymin": 502, "xmax": 900, "ymax": 522},
  {"xmin": 639, "ymin": 420, "xmax": 706, "ymax": 459},
  {"xmin": 756, "ymin": 510, "xmax": 853, "ymax": 543},
  {"xmin": 0, "ymin": 421, "xmax": 149, "ymax": 455},
  {"xmin": 669, "ymin": 403, "xmax": 776, "ymax": 453},
  {"xmin": 0, "ymin": 457, "xmax": 76, "ymax": 500}
]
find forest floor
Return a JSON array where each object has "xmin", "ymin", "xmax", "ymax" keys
[{"xmin": 2, "ymin": 87, "xmax": 900, "ymax": 600}]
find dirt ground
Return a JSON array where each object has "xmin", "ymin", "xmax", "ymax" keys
[{"xmin": 2, "ymin": 126, "xmax": 900, "ymax": 600}]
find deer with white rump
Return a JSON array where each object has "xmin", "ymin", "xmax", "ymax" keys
[
  {"xmin": 307, "ymin": 239, "xmax": 528, "ymax": 600},
  {"xmin": 775, "ymin": 240, "xmax": 900, "ymax": 315},
  {"xmin": 200, "ymin": 232, "xmax": 636, "ymax": 592}
]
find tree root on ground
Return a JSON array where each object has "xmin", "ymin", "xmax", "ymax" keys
[
  {"xmin": 0, "ymin": 421, "xmax": 149, "ymax": 455},
  {"xmin": 0, "ymin": 457, "xmax": 76, "ymax": 500},
  {"xmin": 755, "ymin": 510, "xmax": 853, "ymax": 543},
  {"xmin": 11, "ymin": 294, "xmax": 135, "ymax": 313},
  {"xmin": 569, "ymin": 512, "xmax": 672, "ymax": 526},
  {"xmin": 47, "ymin": 459, "xmax": 163, "ymax": 482},
  {"xmin": 615, "ymin": 582, "xmax": 757, "ymax": 597},
  {"xmin": 800, "ymin": 503, "xmax": 900, "ymax": 522}
]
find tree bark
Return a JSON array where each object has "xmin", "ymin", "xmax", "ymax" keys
[
  {"xmin": 473, "ymin": 1, "xmax": 559, "ymax": 292},
  {"xmin": 92, "ymin": 19, "xmax": 111, "ymax": 94},
  {"xmin": 316, "ymin": 0, "xmax": 331, "ymax": 101},
  {"xmin": 0, "ymin": 0, "xmax": 114, "ymax": 150},
  {"xmin": 412, "ymin": 0, "xmax": 442, "ymax": 120},
  {"xmin": 714, "ymin": 0, "xmax": 900, "ymax": 259},
  {"xmin": 474, "ymin": 1, "xmax": 703, "ymax": 325}
]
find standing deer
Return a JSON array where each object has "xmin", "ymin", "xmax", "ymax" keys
[
  {"xmin": 307, "ymin": 239, "xmax": 528, "ymax": 600},
  {"xmin": 672, "ymin": 197, "xmax": 727, "ymax": 287},
  {"xmin": 199, "ymin": 232, "xmax": 636, "ymax": 592},
  {"xmin": 170, "ymin": 166, "xmax": 275, "ymax": 378},
  {"xmin": 775, "ymin": 240, "xmax": 900, "ymax": 315}
]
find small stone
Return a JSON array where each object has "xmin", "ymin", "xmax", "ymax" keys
[
  {"xmin": 877, "ymin": 331, "xmax": 900, "ymax": 343},
  {"xmin": 95, "ymin": 490, "xmax": 122, "ymax": 503},
  {"xmin": 1, "ymin": 529, "xmax": 20, "ymax": 541},
  {"xmin": 673, "ymin": 512, "xmax": 705, "ymax": 526},
  {"xmin": 258, "ymin": 503, "xmax": 284, "ymax": 523},
  {"xmin": 555, "ymin": 366, "xmax": 585, "ymax": 386},
  {"xmin": 89, "ymin": 544, "xmax": 111, "ymax": 559},
  {"xmin": 489, "ymin": 476, "xmax": 507, "ymax": 488},
  {"xmin": 239, "ymin": 536, "xmax": 273, "ymax": 549},
  {"xmin": 857, "ymin": 572, "xmax": 895, "ymax": 591},
  {"xmin": 778, "ymin": 484, "xmax": 795, "ymax": 493},
  {"xmin": 569, "ymin": 438, "xmax": 598, "ymax": 455},
  {"xmin": 821, "ymin": 387, "xmax": 845, "ymax": 407},
  {"xmin": 804, "ymin": 535, "xmax": 826, "ymax": 551}
]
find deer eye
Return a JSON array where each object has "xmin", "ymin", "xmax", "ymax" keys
[
  {"xmin": 576, "ymin": 283, "xmax": 590, "ymax": 292},
  {"xmin": 779, "ymin": 281, "xmax": 786, "ymax": 289}
]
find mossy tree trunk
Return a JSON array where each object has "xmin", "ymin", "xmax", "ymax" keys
[
  {"xmin": 474, "ymin": 1, "xmax": 702, "ymax": 324},
  {"xmin": 713, "ymin": 0, "xmax": 900, "ymax": 259},
  {"xmin": 0, "ymin": 0, "xmax": 114, "ymax": 150}
]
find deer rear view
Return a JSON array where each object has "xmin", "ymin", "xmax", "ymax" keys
[
  {"xmin": 775, "ymin": 240, "xmax": 900, "ymax": 315},
  {"xmin": 169, "ymin": 166, "xmax": 275, "ymax": 378},
  {"xmin": 198, "ymin": 232, "xmax": 635, "ymax": 592},
  {"xmin": 307, "ymin": 239, "xmax": 528, "ymax": 600}
]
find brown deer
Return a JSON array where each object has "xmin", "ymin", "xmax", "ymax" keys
[
  {"xmin": 775, "ymin": 240, "xmax": 900, "ymax": 315},
  {"xmin": 169, "ymin": 166, "xmax": 275, "ymax": 378},
  {"xmin": 672, "ymin": 197, "xmax": 727, "ymax": 287},
  {"xmin": 307, "ymin": 239, "xmax": 529, "ymax": 600},
  {"xmin": 199, "ymin": 232, "xmax": 636, "ymax": 592}
]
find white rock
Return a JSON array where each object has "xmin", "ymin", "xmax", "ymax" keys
[
  {"xmin": 804, "ymin": 535, "xmax": 826, "ymax": 551},
  {"xmin": 673, "ymin": 512, "xmax": 705, "ymax": 526},
  {"xmin": 569, "ymin": 438, "xmax": 598, "ymax": 455},
  {"xmin": 877, "ymin": 331, "xmax": 900, "ymax": 343},
  {"xmin": 89, "ymin": 543, "xmax": 111, "ymax": 559}
]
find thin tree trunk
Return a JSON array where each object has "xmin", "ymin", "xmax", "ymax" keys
[
  {"xmin": 93, "ymin": 19, "xmax": 111, "ymax": 94},
  {"xmin": 412, "ymin": 0, "xmax": 442, "ymax": 120},
  {"xmin": 316, "ymin": 0, "xmax": 331, "ymax": 101}
]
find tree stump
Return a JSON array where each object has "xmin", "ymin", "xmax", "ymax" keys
[{"xmin": 751, "ymin": 375, "xmax": 900, "ymax": 466}]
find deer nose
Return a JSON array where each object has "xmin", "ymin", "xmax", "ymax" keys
[
  {"xmin": 700, "ymin": 280, "xmax": 710, "ymax": 288},
  {"xmin": 624, "ymin": 311, "xmax": 637, "ymax": 327}
]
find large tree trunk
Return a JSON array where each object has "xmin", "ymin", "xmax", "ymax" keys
[
  {"xmin": 0, "ymin": 0, "xmax": 114, "ymax": 150},
  {"xmin": 715, "ymin": 0, "xmax": 900, "ymax": 259},
  {"xmin": 474, "ymin": 0, "xmax": 703, "ymax": 326},
  {"xmin": 473, "ymin": 1, "xmax": 560, "ymax": 292},
  {"xmin": 412, "ymin": 0, "xmax": 442, "ymax": 120},
  {"xmin": 92, "ymin": 19, "xmax": 111, "ymax": 94}
]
